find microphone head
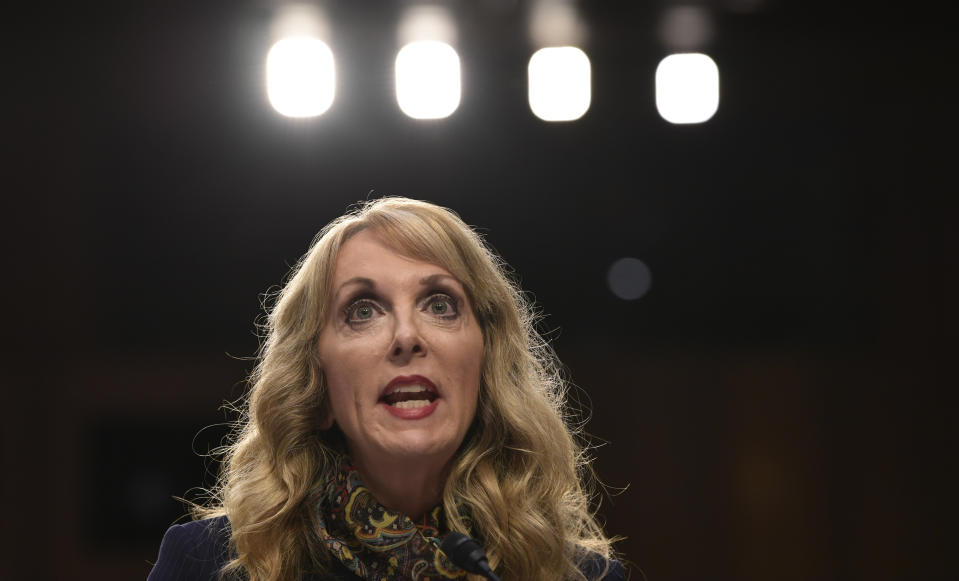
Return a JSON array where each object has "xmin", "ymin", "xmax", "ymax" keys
[{"xmin": 440, "ymin": 532, "xmax": 488, "ymax": 575}]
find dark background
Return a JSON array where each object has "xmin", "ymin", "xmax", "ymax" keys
[{"xmin": 3, "ymin": 0, "xmax": 953, "ymax": 579}]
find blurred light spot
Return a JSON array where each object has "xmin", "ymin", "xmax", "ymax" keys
[
  {"xmin": 529, "ymin": 0, "xmax": 587, "ymax": 47},
  {"xmin": 270, "ymin": 3, "xmax": 330, "ymax": 40},
  {"xmin": 608, "ymin": 257, "xmax": 652, "ymax": 301},
  {"xmin": 528, "ymin": 47, "xmax": 591, "ymax": 121},
  {"xmin": 398, "ymin": 5, "xmax": 457, "ymax": 45},
  {"xmin": 659, "ymin": 6, "xmax": 713, "ymax": 50},
  {"xmin": 396, "ymin": 41, "xmax": 461, "ymax": 119},
  {"xmin": 655, "ymin": 53, "xmax": 719, "ymax": 124},
  {"xmin": 266, "ymin": 37, "xmax": 335, "ymax": 118}
]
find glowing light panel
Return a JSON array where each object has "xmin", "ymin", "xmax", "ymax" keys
[
  {"xmin": 528, "ymin": 46, "xmax": 591, "ymax": 122},
  {"xmin": 395, "ymin": 41, "xmax": 461, "ymax": 120},
  {"xmin": 266, "ymin": 37, "xmax": 335, "ymax": 118},
  {"xmin": 655, "ymin": 53, "xmax": 719, "ymax": 124}
]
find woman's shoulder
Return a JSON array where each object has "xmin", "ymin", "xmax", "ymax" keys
[{"xmin": 146, "ymin": 516, "xmax": 232, "ymax": 581}]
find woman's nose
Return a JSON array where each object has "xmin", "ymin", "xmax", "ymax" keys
[{"xmin": 389, "ymin": 310, "xmax": 426, "ymax": 363}]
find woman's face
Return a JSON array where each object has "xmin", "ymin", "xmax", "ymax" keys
[{"xmin": 317, "ymin": 229, "xmax": 484, "ymax": 471}]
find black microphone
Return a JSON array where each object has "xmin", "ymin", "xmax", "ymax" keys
[{"xmin": 440, "ymin": 532, "xmax": 502, "ymax": 581}]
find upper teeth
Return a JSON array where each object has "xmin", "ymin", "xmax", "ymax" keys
[{"xmin": 391, "ymin": 385, "xmax": 429, "ymax": 394}]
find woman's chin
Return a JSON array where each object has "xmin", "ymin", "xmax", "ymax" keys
[
  {"xmin": 369, "ymin": 432, "xmax": 460, "ymax": 466},
  {"xmin": 343, "ymin": 401, "xmax": 474, "ymax": 472}
]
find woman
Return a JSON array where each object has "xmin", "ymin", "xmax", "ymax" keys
[{"xmin": 148, "ymin": 197, "xmax": 624, "ymax": 581}]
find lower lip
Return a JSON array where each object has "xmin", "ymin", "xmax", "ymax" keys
[{"xmin": 382, "ymin": 399, "xmax": 439, "ymax": 419}]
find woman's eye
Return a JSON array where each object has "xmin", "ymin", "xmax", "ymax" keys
[
  {"xmin": 426, "ymin": 294, "xmax": 458, "ymax": 317},
  {"xmin": 355, "ymin": 305, "xmax": 374, "ymax": 319},
  {"xmin": 346, "ymin": 300, "xmax": 379, "ymax": 323}
]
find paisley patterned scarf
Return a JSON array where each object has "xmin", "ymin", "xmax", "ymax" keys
[{"xmin": 315, "ymin": 458, "xmax": 467, "ymax": 581}]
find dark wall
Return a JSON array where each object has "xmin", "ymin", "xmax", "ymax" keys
[{"xmin": 3, "ymin": 1, "xmax": 952, "ymax": 580}]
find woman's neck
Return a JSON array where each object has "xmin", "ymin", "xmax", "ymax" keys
[{"xmin": 351, "ymin": 453, "xmax": 448, "ymax": 520}]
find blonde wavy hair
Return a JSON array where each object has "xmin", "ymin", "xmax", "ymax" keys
[{"xmin": 196, "ymin": 197, "xmax": 617, "ymax": 581}]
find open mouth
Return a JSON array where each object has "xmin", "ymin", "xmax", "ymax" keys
[{"xmin": 380, "ymin": 385, "xmax": 438, "ymax": 409}]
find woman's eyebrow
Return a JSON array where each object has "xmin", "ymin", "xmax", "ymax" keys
[
  {"xmin": 334, "ymin": 277, "xmax": 375, "ymax": 299},
  {"xmin": 419, "ymin": 273, "xmax": 459, "ymax": 287}
]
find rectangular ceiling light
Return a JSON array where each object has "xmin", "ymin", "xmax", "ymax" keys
[
  {"xmin": 655, "ymin": 52, "xmax": 719, "ymax": 124},
  {"xmin": 266, "ymin": 37, "xmax": 335, "ymax": 118},
  {"xmin": 528, "ymin": 46, "xmax": 591, "ymax": 122},
  {"xmin": 395, "ymin": 41, "xmax": 461, "ymax": 120}
]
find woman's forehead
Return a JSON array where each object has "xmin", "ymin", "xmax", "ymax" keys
[{"xmin": 330, "ymin": 229, "xmax": 465, "ymax": 292}]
